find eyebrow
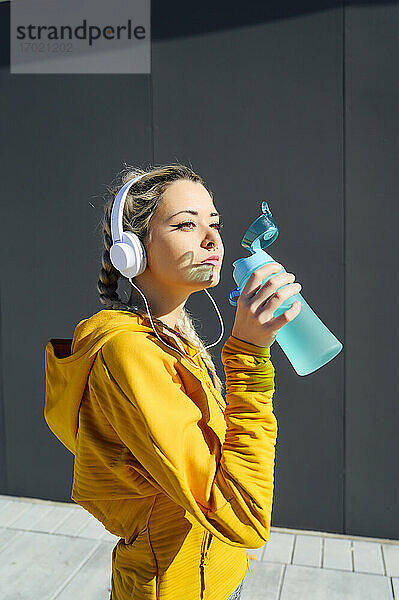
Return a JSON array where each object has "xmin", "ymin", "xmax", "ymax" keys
[{"xmin": 167, "ymin": 209, "xmax": 221, "ymax": 221}]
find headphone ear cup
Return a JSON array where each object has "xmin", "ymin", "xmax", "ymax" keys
[{"xmin": 110, "ymin": 231, "xmax": 147, "ymax": 278}]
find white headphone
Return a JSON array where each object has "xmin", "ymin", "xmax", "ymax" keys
[
  {"xmin": 110, "ymin": 174, "xmax": 148, "ymax": 279},
  {"xmin": 109, "ymin": 173, "xmax": 225, "ymax": 375}
]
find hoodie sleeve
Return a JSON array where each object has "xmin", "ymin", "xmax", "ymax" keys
[{"xmin": 98, "ymin": 331, "xmax": 277, "ymax": 549}]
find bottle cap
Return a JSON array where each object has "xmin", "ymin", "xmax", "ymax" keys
[{"xmin": 240, "ymin": 201, "xmax": 279, "ymax": 253}]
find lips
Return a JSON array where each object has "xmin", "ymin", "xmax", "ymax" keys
[{"xmin": 200, "ymin": 255, "xmax": 219, "ymax": 265}]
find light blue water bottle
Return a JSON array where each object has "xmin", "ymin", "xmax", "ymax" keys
[{"xmin": 228, "ymin": 202, "xmax": 343, "ymax": 376}]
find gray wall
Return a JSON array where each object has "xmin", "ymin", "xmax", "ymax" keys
[
  {"xmin": 345, "ymin": 3, "xmax": 399, "ymax": 540},
  {"xmin": 0, "ymin": 1, "xmax": 397, "ymax": 541}
]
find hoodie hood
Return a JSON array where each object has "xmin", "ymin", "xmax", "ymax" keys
[{"xmin": 44, "ymin": 309, "xmax": 199, "ymax": 456}]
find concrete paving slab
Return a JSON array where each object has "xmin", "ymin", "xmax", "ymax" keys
[
  {"xmin": 245, "ymin": 545, "xmax": 264, "ymax": 562},
  {"xmin": 280, "ymin": 564, "xmax": 393, "ymax": 600},
  {"xmin": 52, "ymin": 505, "xmax": 95, "ymax": 536},
  {"xmin": 391, "ymin": 576, "xmax": 399, "ymax": 598},
  {"xmin": 262, "ymin": 531, "xmax": 295, "ymax": 563},
  {"xmin": 0, "ymin": 529, "xmax": 97, "ymax": 600},
  {"xmin": 7, "ymin": 501, "xmax": 55, "ymax": 530},
  {"xmin": 241, "ymin": 560, "xmax": 285, "ymax": 600},
  {"xmin": 30, "ymin": 504, "xmax": 77, "ymax": 534},
  {"xmin": 0, "ymin": 500, "xmax": 33, "ymax": 527},
  {"xmin": 293, "ymin": 534, "xmax": 323, "ymax": 567},
  {"xmin": 323, "ymin": 537, "xmax": 352, "ymax": 571},
  {"xmin": 353, "ymin": 540, "xmax": 384, "ymax": 575},
  {"xmin": 51, "ymin": 542, "xmax": 115, "ymax": 600},
  {"xmin": 382, "ymin": 544, "xmax": 399, "ymax": 577},
  {"xmin": 0, "ymin": 498, "xmax": 13, "ymax": 513},
  {"xmin": 0, "ymin": 527, "xmax": 22, "ymax": 553},
  {"xmin": 75, "ymin": 512, "xmax": 113, "ymax": 541},
  {"xmin": 101, "ymin": 528, "xmax": 119, "ymax": 543}
]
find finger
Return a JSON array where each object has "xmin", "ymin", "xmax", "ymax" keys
[
  {"xmin": 240, "ymin": 263, "xmax": 283, "ymax": 300},
  {"xmin": 269, "ymin": 299, "xmax": 302, "ymax": 332},
  {"xmin": 251, "ymin": 272, "xmax": 296, "ymax": 310},
  {"xmin": 266, "ymin": 282, "xmax": 302, "ymax": 309},
  {"xmin": 254, "ymin": 281, "xmax": 301, "ymax": 321}
]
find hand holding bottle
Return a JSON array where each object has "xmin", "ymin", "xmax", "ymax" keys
[{"xmin": 231, "ymin": 263, "xmax": 302, "ymax": 348}]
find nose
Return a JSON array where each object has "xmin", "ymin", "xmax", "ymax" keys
[{"xmin": 202, "ymin": 229, "xmax": 220, "ymax": 250}]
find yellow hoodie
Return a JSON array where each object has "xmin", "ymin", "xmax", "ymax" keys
[{"xmin": 44, "ymin": 309, "xmax": 278, "ymax": 600}]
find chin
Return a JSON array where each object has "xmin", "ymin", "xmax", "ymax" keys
[
  {"xmin": 202, "ymin": 269, "xmax": 220, "ymax": 288},
  {"xmin": 184, "ymin": 264, "xmax": 218, "ymax": 283},
  {"xmin": 186, "ymin": 267, "xmax": 220, "ymax": 291}
]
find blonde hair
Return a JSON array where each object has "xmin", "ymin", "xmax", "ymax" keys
[{"xmin": 97, "ymin": 162, "xmax": 224, "ymax": 396}]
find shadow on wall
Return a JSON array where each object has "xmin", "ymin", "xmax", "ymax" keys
[{"xmin": 1, "ymin": 0, "xmax": 398, "ymax": 67}]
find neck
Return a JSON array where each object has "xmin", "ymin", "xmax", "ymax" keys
[{"xmin": 128, "ymin": 273, "xmax": 189, "ymax": 330}]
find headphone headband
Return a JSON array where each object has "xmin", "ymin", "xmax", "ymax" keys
[{"xmin": 110, "ymin": 173, "xmax": 147, "ymax": 243}]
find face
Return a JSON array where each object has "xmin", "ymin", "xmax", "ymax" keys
[{"xmin": 143, "ymin": 179, "xmax": 224, "ymax": 291}]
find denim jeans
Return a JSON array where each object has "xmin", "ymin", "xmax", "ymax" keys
[{"xmin": 226, "ymin": 574, "xmax": 246, "ymax": 600}]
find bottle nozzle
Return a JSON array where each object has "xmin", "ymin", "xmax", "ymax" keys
[{"xmin": 261, "ymin": 201, "xmax": 272, "ymax": 216}]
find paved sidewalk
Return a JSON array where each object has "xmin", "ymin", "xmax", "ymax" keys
[{"xmin": 0, "ymin": 494, "xmax": 398, "ymax": 599}]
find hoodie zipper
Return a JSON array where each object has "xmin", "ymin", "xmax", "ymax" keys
[{"xmin": 200, "ymin": 530, "xmax": 213, "ymax": 599}]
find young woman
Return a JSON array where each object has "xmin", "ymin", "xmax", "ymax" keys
[{"xmin": 44, "ymin": 163, "xmax": 302, "ymax": 600}]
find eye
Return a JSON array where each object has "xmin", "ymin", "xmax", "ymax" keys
[
  {"xmin": 176, "ymin": 221, "xmax": 195, "ymax": 229},
  {"xmin": 213, "ymin": 218, "xmax": 224, "ymax": 230},
  {"xmin": 175, "ymin": 218, "xmax": 224, "ymax": 231}
]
